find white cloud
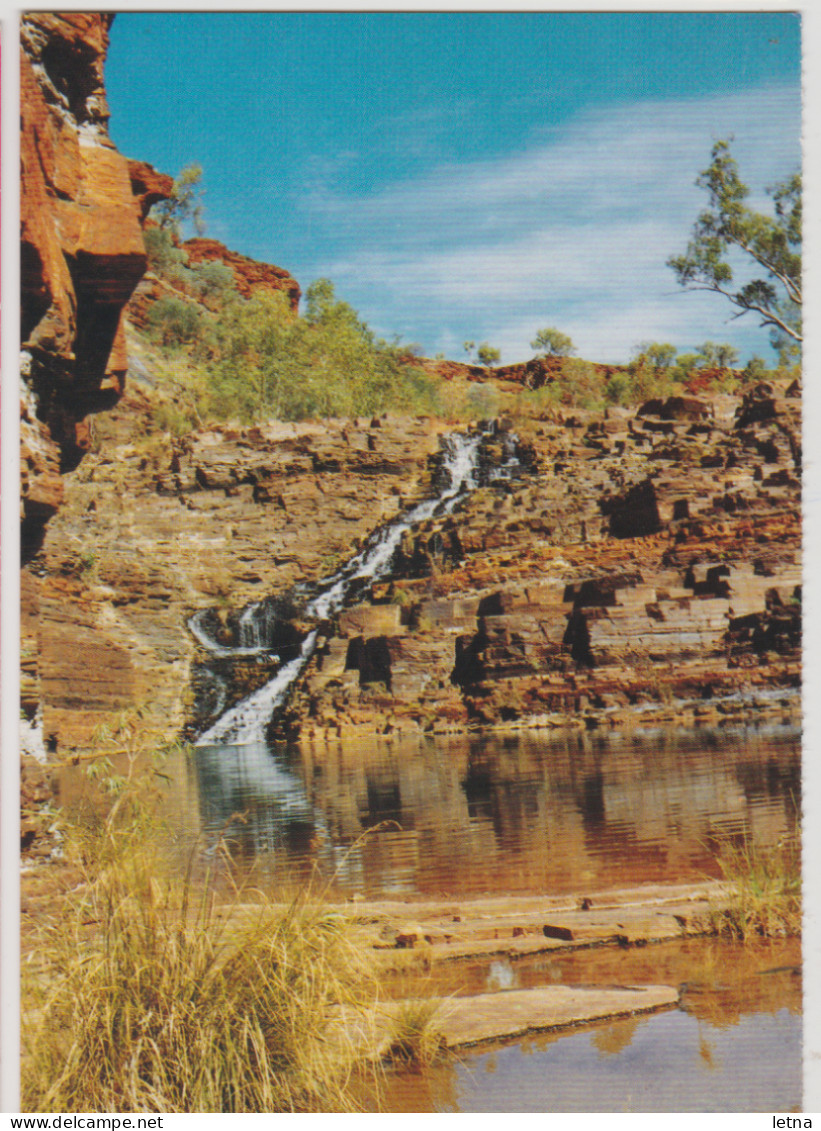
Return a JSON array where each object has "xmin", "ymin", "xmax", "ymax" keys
[{"xmin": 297, "ymin": 82, "xmax": 801, "ymax": 364}]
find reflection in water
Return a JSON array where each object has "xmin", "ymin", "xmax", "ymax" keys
[
  {"xmin": 424, "ymin": 1008, "xmax": 801, "ymax": 1113},
  {"xmin": 375, "ymin": 938, "xmax": 801, "ymax": 1112},
  {"xmin": 485, "ymin": 960, "xmax": 516, "ymax": 992},
  {"xmin": 591, "ymin": 1017, "xmax": 639, "ymax": 1058},
  {"xmin": 190, "ymin": 725, "xmax": 800, "ymax": 898}
]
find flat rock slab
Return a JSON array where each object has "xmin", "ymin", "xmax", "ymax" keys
[
  {"xmin": 372, "ymin": 888, "xmax": 726, "ymax": 963},
  {"xmin": 435, "ymin": 983, "xmax": 679, "ymax": 1048}
]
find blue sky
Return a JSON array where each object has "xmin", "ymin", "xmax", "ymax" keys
[{"xmin": 105, "ymin": 12, "xmax": 802, "ymax": 365}]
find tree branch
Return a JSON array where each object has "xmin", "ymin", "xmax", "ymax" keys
[
  {"xmin": 732, "ymin": 234, "xmax": 802, "ymax": 305},
  {"xmin": 683, "ymin": 282, "xmax": 802, "ymax": 341}
]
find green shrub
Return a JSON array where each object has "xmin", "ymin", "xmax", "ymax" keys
[
  {"xmin": 205, "ymin": 282, "xmax": 441, "ymax": 424},
  {"xmin": 633, "ymin": 341, "xmax": 676, "ymax": 369},
  {"xmin": 742, "ymin": 356, "xmax": 770, "ymax": 384},
  {"xmin": 191, "ymin": 261, "xmax": 237, "ymax": 307},
  {"xmin": 531, "ymin": 327, "xmax": 575, "ymax": 357},
  {"xmin": 391, "ymin": 366, "xmax": 445, "ymax": 416},
  {"xmin": 558, "ymin": 358, "xmax": 603, "ymax": 410},
  {"xmin": 476, "ymin": 343, "xmax": 501, "ymax": 367},
  {"xmin": 463, "ymin": 383, "xmax": 499, "ymax": 419},
  {"xmin": 152, "ymin": 402, "xmax": 198, "ymax": 436},
  {"xmin": 671, "ymin": 352, "xmax": 703, "ymax": 385},
  {"xmin": 509, "ymin": 382, "xmax": 562, "ymax": 420},
  {"xmin": 143, "ymin": 227, "xmax": 188, "ymax": 275},
  {"xmin": 604, "ymin": 372, "xmax": 631, "ymax": 405}
]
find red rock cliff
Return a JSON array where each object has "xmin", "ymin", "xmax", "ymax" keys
[
  {"xmin": 20, "ymin": 13, "xmax": 170, "ymax": 554},
  {"xmin": 182, "ymin": 237, "xmax": 301, "ymax": 309}
]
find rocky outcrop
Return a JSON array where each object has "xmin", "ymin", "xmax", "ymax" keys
[
  {"xmin": 127, "ymin": 160, "xmax": 175, "ymax": 223},
  {"xmin": 23, "ymin": 358, "xmax": 801, "ymax": 752},
  {"xmin": 181, "ymin": 238, "xmax": 301, "ymax": 309},
  {"xmin": 415, "ymin": 355, "xmax": 568, "ymax": 388},
  {"xmin": 280, "ymin": 385, "xmax": 800, "ymax": 742},
  {"xmin": 22, "ymin": 408, "xmax": 451, "ymax": 749},
  {"xmin": 416, "ymin": 357, "xmax": 744, "ymax": 398},
  {"xmin": 20, "ymin": 13, "xmax": 168, "ymax": 555},
  {"xmin": 125, "ymin": 235, "xmax": 303, "ymax": 335}
]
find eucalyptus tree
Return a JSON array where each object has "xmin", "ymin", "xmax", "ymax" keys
[
  {"xmin": 668, "ymin": 140, "xmax": 801, "ymax": 351},
  {"xmin": 531, "ymin": 327, "xmax": 576, "ymax": 358},
  {"xmin": 477, "ymin": 343, "xmax": 501, "ymax": 367}
]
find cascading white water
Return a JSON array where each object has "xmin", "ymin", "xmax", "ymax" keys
[
  {"xmin": 189, "ymin": 609, "xmax": 280, "ymax": 659},
  {"xmin": 195, "ymin": 428, "xmax": 498, "ymax": 746}
]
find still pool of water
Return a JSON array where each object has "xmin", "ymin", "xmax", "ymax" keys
[
  {"xmin": 57, "ymin": 723, "xmax": 802, "ymax": 1112},
  {"xmin": 389, "ymin": 1006, "xmax": 801, "ymax": 1113},
  {"xmin": 188, "ymin": 723, "xmax": 799, "ymax": 898}
]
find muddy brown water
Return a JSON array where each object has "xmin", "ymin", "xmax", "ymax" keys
[
  {"xmin": 380, "ymin": 967, "xmax": 802, "ymax": 1112},
  {"xmin": 368, "ymin": 937, "xmax": 802, "ymax": 1112},
  {"xmin": 191, "ymin": 722, "xmax": 801, "ymax": 1112},
  {"xmin": 58, "ymin": 722, "xmax": 802, "ymax": 1111}
]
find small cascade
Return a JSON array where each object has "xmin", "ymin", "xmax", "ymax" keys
[
  {"xmin": 189, "ymin": 610, "xmax": 279, "ymax": 660},
  {"xmin": 189, "ymin": 595, "xmax": 298, "ymax": 661},
  {"xmin": 195, "ymin": 425, "xmax": 522, "ymax": 747}
]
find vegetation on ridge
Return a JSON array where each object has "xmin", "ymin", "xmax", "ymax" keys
[
  {"xmin": 134, "ymin": 150, "xmax": 801, "ymax": 436},
  {"xmin": 143, "ymin": 263, "xmax": 444, "ymax": 428}
]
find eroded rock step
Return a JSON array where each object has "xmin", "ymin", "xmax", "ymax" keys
[
  {"xmin": 412, "ymin": 983, "xmax": 680, "ymax": 1048},
  {"xmin": 24, "ymin": 380, "xmax": 801, "ymax": 751},
  {"xmin": 355, "ymin": 882, "xmax": 729, "ymax": 966},
  {"xmin": 339, "ymin": 983, "xmax": 680, "ymax": 1059}
]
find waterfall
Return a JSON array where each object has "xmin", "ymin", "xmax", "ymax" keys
[
  {"xmin": 195, "ymin": 426, "xmax": 514, "ymax": 747},
  {"xmin": 189, "ymin": 609, "xmax": 280, "ymax": 660}
]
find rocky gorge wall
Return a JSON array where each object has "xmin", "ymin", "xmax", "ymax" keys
[
  {"xmin": 22, "ymin": 372, "xmax": 800, "ymax": 754},
  {"xmin": 19, "ymin": 13, "xmax": 307, "ymax": 756},
  {"xmin": 19, "ymin": 12, "xmax": 171, "ymax": 555},
  {"xmin": 21, "ymin": 405, "xmax": 453, "ymax": 751},
  {"xmin": 18, "ymin": 15, "xmax": 801, "ymax": 763},
  {"xmin": 274, "ymin": 384, "xmax": 801, "ymax": 743}
]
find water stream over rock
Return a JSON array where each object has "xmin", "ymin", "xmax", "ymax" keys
[{"xmin": 193, "ymin": 425, "xmax": 522, "ymax": 746}]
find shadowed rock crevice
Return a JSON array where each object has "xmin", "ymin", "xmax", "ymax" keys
[{"xmin": 600, "ymin": 478, "xmax": 661, "ymax": 539}]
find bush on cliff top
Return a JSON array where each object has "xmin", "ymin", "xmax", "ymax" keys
[{"xmin": 184, "ymin": 281, "xmax": 442, "ymax": 424}]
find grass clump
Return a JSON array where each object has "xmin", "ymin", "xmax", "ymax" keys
[
  {"xmin": 22, "ymin": 757, "xmax": 380, "ymax": 1113},
  {"xmin": 707, "ymin": 834, "xmax": 801, "ymax": 940},
  {"xmin": 383, "ymin": 1000, "xmax": 444, "ymax": 1067}
]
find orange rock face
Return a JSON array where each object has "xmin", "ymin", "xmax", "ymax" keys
[
  {"xmin": 20, "ymin": 13, "xmax": 169, "ymax": 553},
  {"xmin": 182, "ymin": 237, "xmax": 301, "ymax": 310},
  {"xmin": 128, "ymin": 160, "xmax": 175, "ymax": 223}
]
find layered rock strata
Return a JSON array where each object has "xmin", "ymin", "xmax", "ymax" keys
[
  {"xmin": 22, "ymin": 407, "xmax": 452, "ymax": 750},
  {"xmin": 282, "ymin": 383, "xmax": 800, "ymax": 742},
  {"xmin": 24, "ymin": 366, "xmax": 800, "ymax": 752}
]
